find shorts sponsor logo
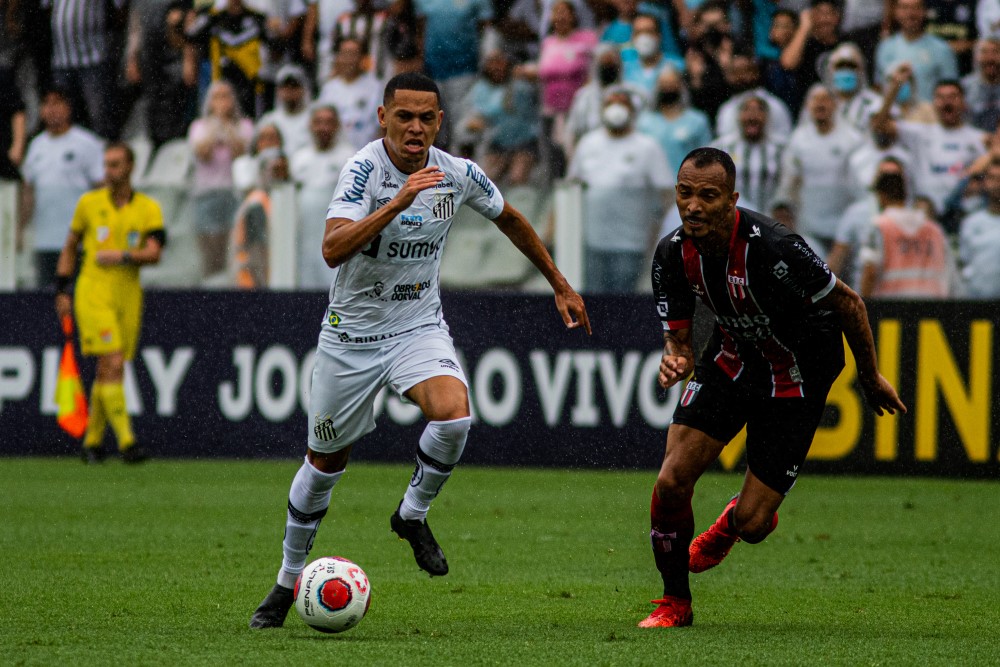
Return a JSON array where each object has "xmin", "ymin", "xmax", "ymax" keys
[
  {"xmin": 391, "ymin": 281, "xmax": 431, "ymax": 301},
  {"xmin": 656, "ymin": 301, "xmax": 668, "ymax": 318},
  {"xmin": 313, "ymin": 413, "xmax": 338, "ymax": 441},
  {"xmin": 680, "ymin": 381, "xmax": 701, "ymax": 407},
  {"xmin": 432, "ymin": 193, "xmax": 454, "ymax": 219},
  {"xmin": 400, "ymin": 214, "xmax": 423, "ymax": 228},
  {"xmin": 328, "ymin": 310, "xmax": 342, "ymax": 327},
  {"xmin": 339, "ymin": 159, "xmax": 375, "ymax": 204},
  {"xmin": 438, "ymin": 358, "xmax": 460, "ymax": 372},
  {"xmin": 338, "ymin": 332, "xmax": 351, "ymax": 342}
]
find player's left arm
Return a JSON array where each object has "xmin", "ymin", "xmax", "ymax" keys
[
  {"xmin": 95, "ymin": 201, "xmax": 166, "ymax": 267},
  {"xmin": 818, "ymin": 278, "xmax": 907, "ymax": 416},
  {"xmin": 490, "ymin": 201, "xmax": 591, "ymax": 334}
]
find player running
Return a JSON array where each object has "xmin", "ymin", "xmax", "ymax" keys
[
  {"xmin": 54, "ymin": 142, "xmax": 165, "ymax": 464},
  {"xmin": 639, "ymin": 147, "xmax": 905, "ymax": 628},
  {"xmin": 250, "ymin": 72, "xmax": 591, "ymax": 628}
]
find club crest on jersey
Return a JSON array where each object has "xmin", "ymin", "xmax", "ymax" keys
[
  {"xmin": 313, "ymin": 414, "xmax": 338, "ymax": 441},
  {"xmin": 680, "ymin": 381, "xmax": 702, "ymax": 407},
  {"xmin": 432, "ymin": 193, "xmax": 455, "ymax": 219}
]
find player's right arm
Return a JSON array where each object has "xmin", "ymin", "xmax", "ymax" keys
[
  {"xmin": 54, "ymin": 230, "xmax": 82, "ymax": 320},
  {"xmin": 652, "ymin": 240, "xmax": 696, "ymax": 389},
  {"xmin": 322, "ymin": 165, "xmax": 444, "ymax": 268}
]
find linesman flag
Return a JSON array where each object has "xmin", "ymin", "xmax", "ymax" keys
[{"xmin": 55, "ymin": 315, "xmax": 88, "ymax": 438}]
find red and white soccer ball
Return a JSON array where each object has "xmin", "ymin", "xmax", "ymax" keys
[{"xmin": 294, "ymin": 557, "xmax": 372, "ymax": 633}]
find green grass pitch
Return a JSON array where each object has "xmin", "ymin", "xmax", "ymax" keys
[{"xmin": 3, "ymin": 458, "xmax": 998, "ymax": 666}]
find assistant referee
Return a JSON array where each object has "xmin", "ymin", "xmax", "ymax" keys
[{"xmin": 55, "ymin": 142, "xmax": 165, "ymax": 463}]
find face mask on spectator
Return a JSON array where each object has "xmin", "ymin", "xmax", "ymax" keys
[
  {"xmin": 832, "ymin": 68, "xmax": 859, "ymax": 93},
  {"xmin": 635, "ymin": 33, "xmax": 660, "ymax": 58},
  {"xmin": 598, "ymin": 63, "xmax": 620, "ymax": 86},
  {"xmin": 896, "ymin": 82, "xmax": 912, "ymax": 104},
  {"xmin": 602, "ymin": 103, "xmax": 631, "ymax": 129},
  {"xmin": 657, "ymin": 89, "xmax": 681, "ymax": 107}
]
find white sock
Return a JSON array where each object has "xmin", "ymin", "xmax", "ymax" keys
[
  {"xmin": 399, "ymin": 417, "xmax": 470, "ymax": 522},
  {"xmin": 277, "ymin": 457, "xmax": 343, "ymax": 589}
]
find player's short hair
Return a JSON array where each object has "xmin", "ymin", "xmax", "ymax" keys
[
  {"xmin": 772, "ymin": 8, "xmax": 799, "ymax": 26},
  {"xmin": 42, "ymin": 86, "xmax": 73, "ymax": 106},
  {"xmin": 933, "ymin": 79, "xmax": 965, "ymax": 96},
  {"xmin": 104, "ymin": 140, "xmax": 135, "ymax": 165},
  {"xmin": 679, "ymin": 147, "xmax": 737, "ymax": 193},
  {"xmin": 309, "ymin": 103, "xmax": 340, "ymax": 122},
  {"xmin": 739, "ymin": 94, "xmax": 770, "ymax": 114},
  {"xmin": 383, "ymin": 72, "xmax": 441, "ymax": 108}
]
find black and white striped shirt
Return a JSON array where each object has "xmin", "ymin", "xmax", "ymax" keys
[
  {"xmin": 712, "ymin": 134, "xmax": 785, "ymax": 216},
  {"xmin": 44, "ymin": 0, "xmax": 126, "ymax": 69}
]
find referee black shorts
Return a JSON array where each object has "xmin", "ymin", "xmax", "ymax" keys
[{"xmin": 670, "ymin": 361, "xmax": 838, "ymax": 495}]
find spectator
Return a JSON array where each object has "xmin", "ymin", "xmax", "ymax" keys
[
  {"xmin": 139, "ymin": 0, "xmax": 198, "ymax": 150},
  {"xmin": 188, "ymin": 80, "xmax": 254, "ymax": 279},
  {"xmin": 186, "ymin": 0, "xmax": 270, "ymax": 118},
  {"xmin": 456, "ymin": 50, "xmax": 539, "ymax": 185},
  {"xmin": 828, "ymin": 156, "xmax": 910, "ymax": 291},
  {"xmin": 330, "ymin": 0, "xmax": 389, "ymax": 78},
  {"xmin": 761, "ymin": 9, "xmax": 800, "ymax": 114},
  {"xmin": 498, "ymin": 0, "xmax": 544, "ymax": 63},
  {"xmin": 291, "ymin": 104, "xmax": 355, "ymax": 289},
  {"xmin": 301, "ymin": 0, "xmax": 354, "ymax": 83},
  {"xmin": 250, "ymin": 0, "xmax": 308, "ymax": 110},
  {"xmin": 532, "ymin": 0, "xmax": 598, "ymax": 175},
  {"xmin": 565, "ymin": 44, "xmax": 648, "ymax": 152},
  {"xmin": 859, "ymin": 164, "xmax": 956, "ymax": 299},
  {"xmin": 846, "ymin": 122, "xmax": 914, "ymax": 198},
  {"xmin": 231, "ymin": 122, "xmax": 288, "ymax": 289},
  {"xmin": 840, "ymin": 0, "xmax": 887, "ymax": 72},
  {"xmin": 637, "ymin": 65, "xmax": 713, "ymax": 173},
  {"xmin": 958, "ymin": 157, "xmax": 1000, "ymax": 298},
  {"xmin": 776, "ymin": 84, "xmax": 863, "ymax": 255},
  {"xmin": 19, "ymin": 88, "xmax": 104, "ymax": 288},
  {"xmin": 317, "ymin": 38, "xmax": 382, "ymax": 150},
  {"xmin": 684, "ymin": 1, "xmax": 734, "ymax": 123},
  {"xmin": 43, "ymin": 0, "xmax": 128, "ymax": 139},
  {"xmin": 567, "ymin": 88, "xmax": 673, "ymax": 293},
  {"xmin": 924, "ymin": 0, "xmax": 978, "ymax": 74},
  {"xmin": 978, "ymin": 0, "xmax": 1000, "ymax": 41},
  {"xmin": 621, "ymin": 13, "xmax": 682, "ymax": 96},
  {"xmin": 258, "ymin": 63, "xmax": 312, "ymax": 155},
  {"xmin": 872, "ymin": 65, "xmax": 988, "ymax": 229},
  {"xmin": 823, "ymin": 42, "xmax": 883, "ymax": 132},
  {"xmin": 601, "ymin": 0, "xmax": 640, "ymax": 45},
  {"xmin": 0, "ymin": 64, "xmax": 26, "ymax": 183},
  {"xmin": 962, "ymin": 38, "xmax": 1000, "ymax": 132},
  {"xmin": 712, "ymin": 95, "xmax": 786, "ymax": 215},
  {"xmin": 715, "ymin": 52, "xmax": 794, "ymax": 141},
  {"xmin": 415, "ymin": 0, "xmax": 494, "ymax": 150},
  {"xmin": 886, "ymin": 61, "xmax": 938, "ymax": 123},
  {"xmin": 778, "ymin": 0, "xmax": 843, "ymax": 116},
  {"xmin": 383, "ymin": 0, "xmax": 422, "ymax": 75},
  {"xmin": 875, "ymin": 0, "xmax": 958, "ymax": 102}
]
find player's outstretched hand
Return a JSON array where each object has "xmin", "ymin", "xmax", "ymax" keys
[
  {"xmin": 860, "ymin": 373, "xmax": 907, "ymax": 416},
  {"xmin": 554, "ymin": 287, "xmax": 591, "ymax": 335},
  {"xmin": 658, "ymin": 354, "xmax": 690, "ymax": 389},
  {"xmin": 396, "ymin": 165, "xmax": 445, "ymax": 209}
]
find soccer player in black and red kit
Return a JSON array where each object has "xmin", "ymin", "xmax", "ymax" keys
[{"xmin": 639, "ymin": 147, "xmax": 907, "ymax": 628}]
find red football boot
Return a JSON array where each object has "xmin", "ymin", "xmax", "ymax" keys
[{"xmin": 637, "ymin": 596, "xmax": 694, "ymax": 628}]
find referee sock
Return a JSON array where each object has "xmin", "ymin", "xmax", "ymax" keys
[
  {"xmin": 399, "ymin": 417, "xmax": 471, "ymax": 522},
  {"xmin": 82, "ymin": 383, "xmax": 107, "ymax": 448},
  {"xmin": 278, "ymin": 458, "xmax": 343, "ymax": 589},
  {"xmin": 99, "ymin": 382, "xmax": 135, "ymax": 450},
  {"xmin": 650, "ymin": 489, "xmax": 694, "ymax": 600}
]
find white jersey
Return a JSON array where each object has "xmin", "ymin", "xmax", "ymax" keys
[
  {"xmin": 320, "ymin": 140, "xmax": 505, "ymax": 349},
  {"xmin": 896, "ymin": 121, "xmax": 986, "ymax": 213}
]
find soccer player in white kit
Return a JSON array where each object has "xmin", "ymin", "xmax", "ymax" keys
[{"xmin": 250, "ymin": 72, "xmax": 591, "ymax": 628}]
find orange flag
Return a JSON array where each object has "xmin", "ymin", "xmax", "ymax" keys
[{"xmin": 55, "ymin": 315, "xmax": 88, "ymax": 438}]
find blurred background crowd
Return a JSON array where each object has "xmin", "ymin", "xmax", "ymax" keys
[{"xmin": 4, "ymin": 0, "xmax": 1000, "ymax": 298}]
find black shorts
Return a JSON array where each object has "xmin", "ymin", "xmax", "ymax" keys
[{"xmin": 671, "ymin": 361, "xmax": 838, "ymax": 495}]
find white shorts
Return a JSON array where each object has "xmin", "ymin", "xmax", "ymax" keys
[{"xmin": 307, "ymin": 326, "xmax": 468, "ymax": 453}]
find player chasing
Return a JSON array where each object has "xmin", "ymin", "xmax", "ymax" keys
[
  {"xmin": 54, "ymin": 142, "xmax": 165, "ymax": 464},
  {"xmin": 249, "ymin": 72, "xmax": 591, "ymax": 629},
  {"xmin": 639, "ymin": 147, "xmax": 906, "ymax": 628}
]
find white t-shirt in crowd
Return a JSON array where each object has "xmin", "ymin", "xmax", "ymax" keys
[
  {"xmin": 22, "ymin": 126, "xmax": 105, "ymax": 250},
  {"xmin": 896, "ymin": 121, "xmax": 987, "ymax": 214},
  {"xmin": 958, "ymin": 208, "xmax": 1000, "ymax": 298},
  {"xmin": 257, "ymin": 106, "xmax": 312, "ymax": 155},
  {"xmin": 317, "ymin": 73, "xmax": 383, "ymax": 151}
]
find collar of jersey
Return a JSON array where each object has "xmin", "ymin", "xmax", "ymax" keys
[{"xmin": 380, "ymin": 139, "xmax": 435, "ymax": 181}]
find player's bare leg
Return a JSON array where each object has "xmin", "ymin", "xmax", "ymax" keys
[
  {"xmin": 391, "ymin": 376, "xmax": 471, "ymax": 576},
  {"xmin": 250, "ymin": 446, "xmax": 352, "ymax": 629},
  {"xmin": 689, "ymin": 469, "xmax": 782, "ymax": 573},
  {"xmin": 640, "ymin": 424, "xmax": 726, "ymax": 628}
]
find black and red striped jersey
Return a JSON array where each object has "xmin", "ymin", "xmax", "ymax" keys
[{"xmin": 651, "ymin": 207, "xmax": 843, "ymax": 398}]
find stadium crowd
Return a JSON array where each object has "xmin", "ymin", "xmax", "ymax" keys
[{"xmin": 4, "ymin": 0, "xmax": 1000, "ymax": 297}]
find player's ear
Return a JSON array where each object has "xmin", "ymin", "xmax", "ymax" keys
[
  {"xmin": 377, "ymin": 105, "xmax": 387, "ymax": 130},
  {"xmin": 730, "ymin": 190, "xmax": 739, "ymax": 208},
  {"xmin": 437, "ymin": 109, "xmax": 444, "ymax": 129}
]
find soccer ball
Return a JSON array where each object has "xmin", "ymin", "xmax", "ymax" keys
[{"xmin": 294, "ymin": 557, "xmax": 372, "ymax": 633}]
